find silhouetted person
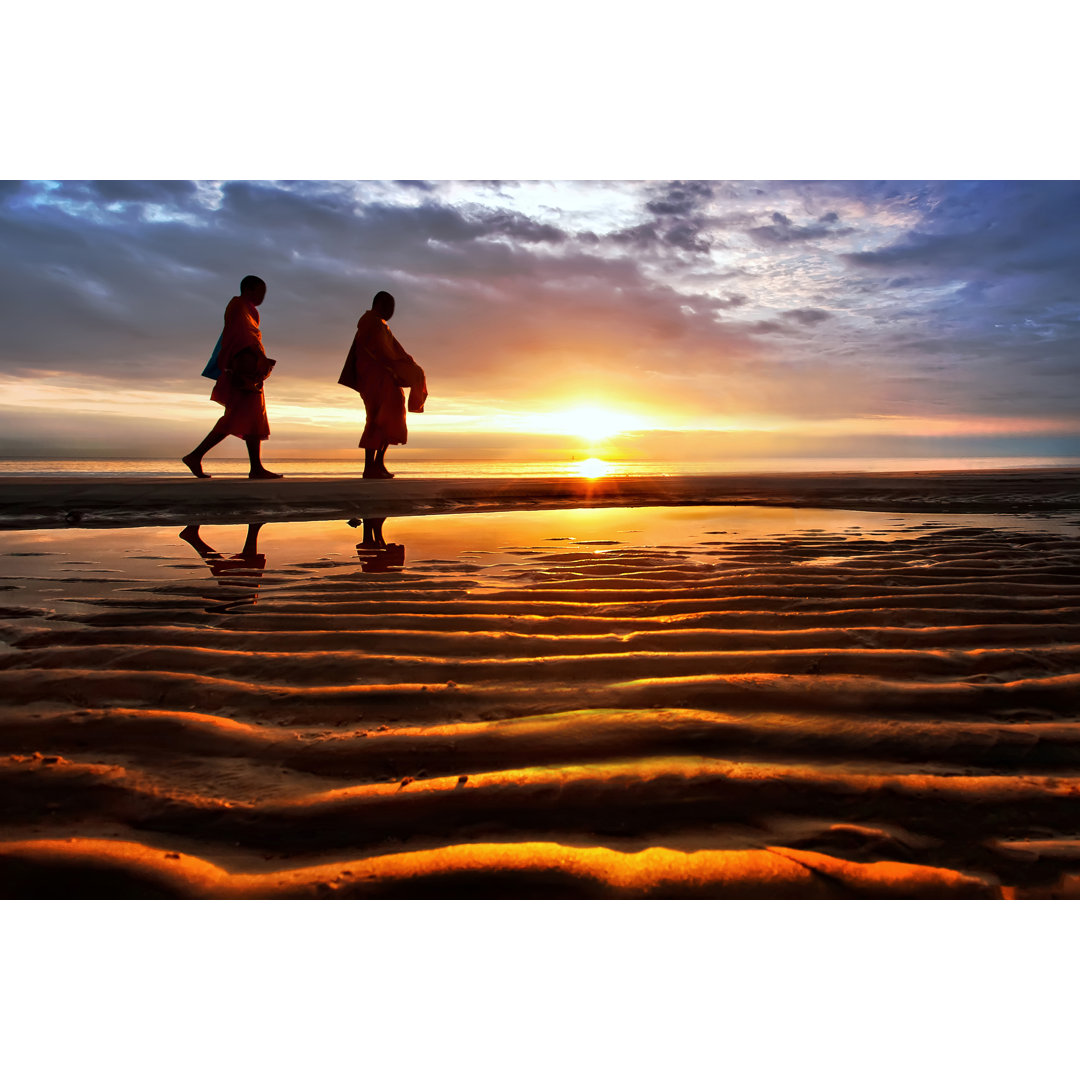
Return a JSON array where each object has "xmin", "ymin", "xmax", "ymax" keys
[
  {"xmin": 352, "ymin": 517, "xmax": 405, "ymax": 573},
  {"xmin": 183, "ymin": 276, "xmax": 282, "ymax": 480},
  {"xmin": 179, "ymin": 524, "xmax": 267, "ymax": 602},
  {"xmin": 338, "ymin": 291, "xmax": 427, "ymax": 479}
]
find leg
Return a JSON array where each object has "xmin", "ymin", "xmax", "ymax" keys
[
  {"xmin": 241, "ymin": 522, "xmax": 264, "ymax": 557},
  {"xmin": 374, "ymin": 443, "xmax": 394, "ymax": 478},
  {"xmin": 360, "ymin": 518, "xmax": 387, "ymax": 547},
  {"xmin": 363, "ymin": 445, "xmax": 392, "ymax": 479},
  {"xmin": 178, "ymin": 525, "xmax": 222, "ymax": 561},
  {"xmin": 246, "ymin": 437, "xmax": 282, "ymax": 479},
  {"xmin": 182, "ymin": 421, "xmax": 230, "ymax": 478}
]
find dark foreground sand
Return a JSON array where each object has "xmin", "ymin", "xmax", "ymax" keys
[
  {"xmin": 1, "ymin": 474, "xmax": 1079, "ymax": 899},
  {"xmin": 1, "ymin": 468, "xmax": 1078, "ymax": 528}
]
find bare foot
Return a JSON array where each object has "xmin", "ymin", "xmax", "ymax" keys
[
  {"xmin": 362, "ymin": 470, "xmax": 393, "ymax": 479},
  {"xmin": 248, "ymin": 469, "xmax": 283, "ymax": 479},
  {"xmin": 182, "ymin": 454, "xmax": 211, "ymax": 478}
]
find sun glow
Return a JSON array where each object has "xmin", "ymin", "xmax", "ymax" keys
[{"xmin": 545, "ymin": 406, "xmax": 646, "ymax": 442}]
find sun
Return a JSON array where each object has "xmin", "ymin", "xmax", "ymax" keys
[{"xmin": 574, "ymin": 457, "xmax": 612, "ymax": 478}]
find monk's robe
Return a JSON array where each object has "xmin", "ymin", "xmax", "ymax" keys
[
  {"xmin": 338, "ymin": 309, "xmax": 428, "ymax": 448},
  {"xmin": 210, "ymin": 295, "xmax": 273, "ymax": 440}
]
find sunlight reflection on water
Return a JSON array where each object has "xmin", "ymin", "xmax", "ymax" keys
[
  {"xmin": 573, "ymin": 457, "xmax": 612, "ymax": 478},
  {"xmin": 2, "ymin": 456, "xmax": 1079, "ymax": 478}
]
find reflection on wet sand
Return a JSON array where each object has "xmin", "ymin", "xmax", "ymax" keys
[
  {"xmin": 179, "ymin": 524, "xmax": 267, "ymax": 579},
  {"xmin": 348, "ymin": 517, "xmax": 405, "ymax": 574},
  {"xmin": 178, "ymin": 523, "xmax": 267, "ymax": 604}
]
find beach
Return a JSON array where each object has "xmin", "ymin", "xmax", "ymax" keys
[
  {"xmin": 1, "ymin": 470, "xmax": 1079, "ymax": 898},
  {"xmin": 0, "ymin": 467, "xmax": 1078, "ymax": 529}
]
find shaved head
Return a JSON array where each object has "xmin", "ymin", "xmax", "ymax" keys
[{"xmin": 373, "ymin": 291, "xmax": 395, "ymax": 320}]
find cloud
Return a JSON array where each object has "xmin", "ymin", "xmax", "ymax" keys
[
  {"xmin": 843, "ymin": 182, "xmax": 1080, "ymax": 281},
  {"xmin": 784, "ymin": 308, "xmax": 832, "ymax": 325},
  {"xmin": 616, "ymin": 180, "xmax": 720, "ymax": 255},
  {"xmin": 644, "ymin": 181, "xmax": 715, "ymax": 217},
  {"xmin": 1, "ymin": 180, "xmax": 1078, "ymax": 458},
  {"xmin": 747, "ymin": 209, "xmax": 855, "ymax": 245},
  {"xmin": 88, "ymin": 180, "xmax": 200, "ymax": 205}
]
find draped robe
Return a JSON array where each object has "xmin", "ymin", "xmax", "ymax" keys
[
  {"xmin": 338, "ymin": 310, "xmax": 427, "ymax": 448},
  {"xmin": 210, "ymin": 295, "xmax": 273, "ymax": 440}
]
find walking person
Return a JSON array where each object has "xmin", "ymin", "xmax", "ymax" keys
[
  {"xmin": 338, "ymin": 290, "xmax": 427, "ymax": 478},
  {"xmin": 183, "ymin": 275, "xmax": 283, "ymax": 479}
]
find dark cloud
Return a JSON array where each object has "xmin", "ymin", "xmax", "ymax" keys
[
  {"xmin": 88, "ymin": 180, "xmax": 200, "ymax": 204},
  {"xmin": 644, "ymin": 181, "xmax": 715, "ymax": 217},
  {"xmin": 618, "ymin": 180, "xmax": 720, "ymax": 256},
  {"xmin": 748, "ymin": 209, "xmax": 854, "ymax": 245},
  {"xmin": 661, "ymin": 222, "xmax": 711, "ymax": 253},
  {"xmin": 609, "ymin": 222, "xmax": 661, "ymax": 247},
  {"xmin": 784, "ymin": 308, "xmax": 832, "ymax": 325}
]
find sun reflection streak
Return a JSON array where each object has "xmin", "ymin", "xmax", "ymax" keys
[{"xmin": 573, "ymin": 457, "xmax": 612, "ymax": 478}]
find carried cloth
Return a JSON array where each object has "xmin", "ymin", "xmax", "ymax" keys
[
  {"xmin": 201, "ymin": 332, "xmax": 223, "ymax": 380},
  {"xmin": 339, "ymin": 310, "xmax": 428, "ymax": 412}
]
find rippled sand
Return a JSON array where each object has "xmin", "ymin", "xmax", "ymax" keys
[{"xmin": 2, "ymin": 504, "xmax": 1079, "ymax": 898}]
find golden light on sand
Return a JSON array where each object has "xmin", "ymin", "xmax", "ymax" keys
[{"xmin": 574, "ymin": 457, "xmax": 612, "ymax": 478}]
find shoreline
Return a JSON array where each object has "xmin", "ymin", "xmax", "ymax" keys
[{"xmin": 0, "ymin": 468, "xmax": 1077, "ymax": 529}]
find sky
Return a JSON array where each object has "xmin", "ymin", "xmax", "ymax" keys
[{"xmin": 1, "ymin": 178, "xmax": 1078, "ymax": 464}]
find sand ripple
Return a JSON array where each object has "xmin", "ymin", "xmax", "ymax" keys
[{"xmin": 3, "ymin": 520, "xmax": 1080, "ymax": 898}]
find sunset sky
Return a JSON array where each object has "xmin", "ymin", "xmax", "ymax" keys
[{"xmin": 2, "ymin": 179, "xmax": 1078, "ymax": 464}]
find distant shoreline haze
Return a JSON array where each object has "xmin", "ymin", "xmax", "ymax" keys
[{"xmin": 1, "ymin": 457, "xmax": 1078, "ymax": 479}]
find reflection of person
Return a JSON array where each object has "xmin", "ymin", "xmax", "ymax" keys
[
  {"xmin": 338, "ymin": 291, "xmax": 427, "ymax": 479},
  {"xmin": 352, "ymin": 517, "xmax": 405, "ymax": 573},
  {"xmin": 183, "ymin": 276, "xmax": 283, "ymax": 480},
  {"xmin": 179, "ymin": 523, "xmax": 267, "ymax": 587}
]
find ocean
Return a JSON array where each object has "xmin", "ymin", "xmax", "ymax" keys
[{"xmin": 1, "ymin": 455, "xmax": 1078, "ymax": 479}]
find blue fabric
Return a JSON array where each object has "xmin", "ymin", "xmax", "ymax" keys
[{"xmin": 201, "ymin": 332, "xmax": 223, "ymax": 380}]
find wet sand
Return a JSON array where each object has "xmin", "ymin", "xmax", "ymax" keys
[
  {"xmin": 1, "ymin": 467, "xmax": 1078, "ymax": 528},
  {"xmin": 2, "ymin": 494, "xmax": 1079, "ymax": 899}
]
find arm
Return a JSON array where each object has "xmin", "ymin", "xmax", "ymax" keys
[
  {"xmin": 385, "ymin": 328, "xmax": 425, "ymax": 389},
  {"xmin": 220, "ymin": 299, "xmax": 272, "ymax": 388},
  {"xmin": 221, "ymin": 299, "xmax": 268, "ymax": 367}
]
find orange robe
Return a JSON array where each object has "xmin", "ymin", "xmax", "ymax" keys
[
  {"xmin": 210, "ymin": 296, "xmax": 273, "ymax": 440},
  {"xmin": 338, "ymin": 310, "xmax": 427, "ymax": 448}
]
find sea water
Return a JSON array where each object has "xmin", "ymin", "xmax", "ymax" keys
[{"xmin": 1, "ymin": 456, "xmax": 1079, "ymax": 479}]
